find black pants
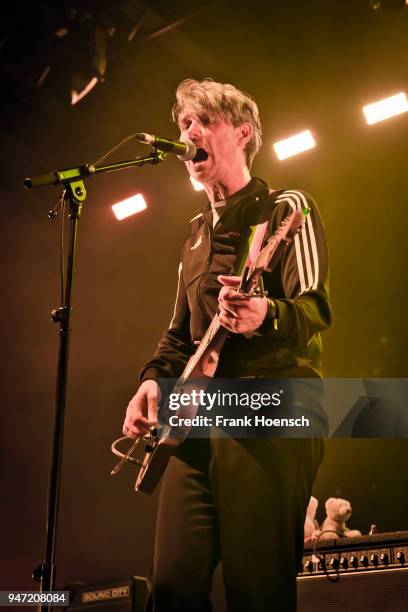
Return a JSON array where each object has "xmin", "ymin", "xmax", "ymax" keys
[{"xmin": 146, "ymin": 436, "xmax": 324, "ymax": 612}]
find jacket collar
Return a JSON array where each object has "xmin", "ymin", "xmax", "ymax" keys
[{"xmin": 197, "ymin": 177, "xmax": 271, "ymax": 214}]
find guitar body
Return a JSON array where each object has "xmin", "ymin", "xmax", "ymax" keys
[
  {"xmin": 135, "ymin": 440, "xmax": 177, "ymax": 494},
  {"xmin": 135, "ymin": 210, "xmax": 304, "ymax": 494},
  {"xmin": 134, "ymin": 372, "xmax": 220, "ymax": 493}
]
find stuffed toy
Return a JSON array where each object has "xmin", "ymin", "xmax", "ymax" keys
[
  {"xmin": 320, "ymin": 497, "xmax": 362, "ymax": 540},
  {"xmin": 304, "ymin": 496, "xmax": 321, "ymax": 542}
]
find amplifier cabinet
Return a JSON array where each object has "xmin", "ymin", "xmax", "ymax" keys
[
  {"xmin": 297, "ymin": 531, "xmax": 408, "ymax": 611},
  {"xmin": 64, "ymin": 576, "xmax": 147, "ymax": 611},
  {"xmin": 297, "ymin": 566, "xmax": 408, "ymax": 611}
]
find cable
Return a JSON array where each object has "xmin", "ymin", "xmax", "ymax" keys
[
  {"xmin": 92, "ymin": 134, "xmax": 136, "ymax": 167},
  {"xmin": 312, "ymin": 529, "xmax": 341, "ymax": 583},
  {"xmin": 59, "ymin": 191, "xmax": 66, "ymax": 304}
]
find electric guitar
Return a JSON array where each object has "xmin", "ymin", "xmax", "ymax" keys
[{"xmin": 124, "ymin": 209, "xmax": 304, "ymax": 493}]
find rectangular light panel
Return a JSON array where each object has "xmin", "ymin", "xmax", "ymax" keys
[
  {"xmin": 273, "ymin": 130, "xmax": 316, "ymax": 160},
  {"xmin": 363, "ymin": 92, "xmax": 408, "ymax": 125},
  {"xmin": 112, "ymin": 194, "xmax": 147, "ymax": 220}
]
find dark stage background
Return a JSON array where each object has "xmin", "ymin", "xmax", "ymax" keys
[{"xmin": 1, "ymin": 0, "xmax": 407, "ymax": 598}]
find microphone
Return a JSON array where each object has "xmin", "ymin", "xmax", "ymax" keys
[{"xmin": 135, "ymin": 132, "xmax": 198, "ymax": 161}]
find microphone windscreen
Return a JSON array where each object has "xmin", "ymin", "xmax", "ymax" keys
[{"xmin": 178, "ymin": 138, "xmax": 196, "ymax": 161}]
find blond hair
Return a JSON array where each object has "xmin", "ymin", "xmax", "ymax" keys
[{"xmin": 172, "ymin": 78, "xmax": 262, "ymax": 168}]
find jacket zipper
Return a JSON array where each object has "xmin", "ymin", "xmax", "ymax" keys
[{"xmin": 196, "ymin": 214, "xmax": 214, "ymax": 324}]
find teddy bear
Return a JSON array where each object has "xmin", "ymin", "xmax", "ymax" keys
[
  {"xmin": 304, "ymin": 496, "xmax": 321, "ymax": 543},
  {"xmin": 319, "ymin": 497, "xmax": 362, "ymax": 540}
]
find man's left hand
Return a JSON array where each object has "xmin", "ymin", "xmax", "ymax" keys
[{"xmin": 218, "ymin": 275, "xmax": 268, "ymax": 334}]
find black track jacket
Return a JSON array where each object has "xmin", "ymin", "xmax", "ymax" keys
[{"xmin": 140, "ymin": 177, "xmax": 331, "ymax": 382}]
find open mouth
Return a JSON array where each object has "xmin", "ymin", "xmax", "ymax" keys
[{"xmin": 193, "ymin": 148, "xmax": 209, "ymax": 164}]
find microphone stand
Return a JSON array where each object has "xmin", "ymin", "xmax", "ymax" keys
[{"xmin": 25, "ymin": 149, "xmax": 167, "ymax": 611}]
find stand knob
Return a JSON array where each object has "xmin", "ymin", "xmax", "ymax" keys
[
  {"xmin": 32, "ymin": 565, "xmax": 42, "ymax": 582},
  {"xmin": 51, "ymin": 308, "xmax": 62, "ymax": 323}
]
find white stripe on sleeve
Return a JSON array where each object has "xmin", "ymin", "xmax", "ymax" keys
[{"xmin": 275, "ymin": 191, "xmax": 319, "ymax": 292}]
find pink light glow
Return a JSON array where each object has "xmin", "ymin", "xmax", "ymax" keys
[{"xmin": 112, "ymin": 194, "xmax": 147, "ymax": 220}]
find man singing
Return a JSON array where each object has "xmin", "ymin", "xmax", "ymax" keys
[{"xmin": 123, "ymin": 78, "xmax": 331, "ymax": 611}]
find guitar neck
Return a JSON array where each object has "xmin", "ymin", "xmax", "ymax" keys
[{"xmin": 178, "ymin": 210, "xmax": 304, "ymax": 384}]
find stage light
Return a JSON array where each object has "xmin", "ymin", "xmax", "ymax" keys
[
  {"xmin": 112, "ymin": 194, "xmax": 147, "ymax": 220},
  {"xmin": 273, "ymin": 130, "xmax": 316, "ymax": 160},
  {"xmin": 370, "ymin": 0, "xmax": 407, "ymax": 9},
  {"xmin": 363, "ymin": 92, "xmax": 408, "ymax": 125},
  {"xmin": 190, "ymin": 177, "xmax": 205, "ymax": 191},
  {"xmin": 70, "ymin": 26, "xmax": 108, "ymax": 106},
  {"xmin": 71, "ymin": 76, "xmax": 99, "ymax": 106}
]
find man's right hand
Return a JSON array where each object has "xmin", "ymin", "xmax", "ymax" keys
[{"xmin": 122, "ymin": 379, "xmax": 160, "ymax": 438}]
